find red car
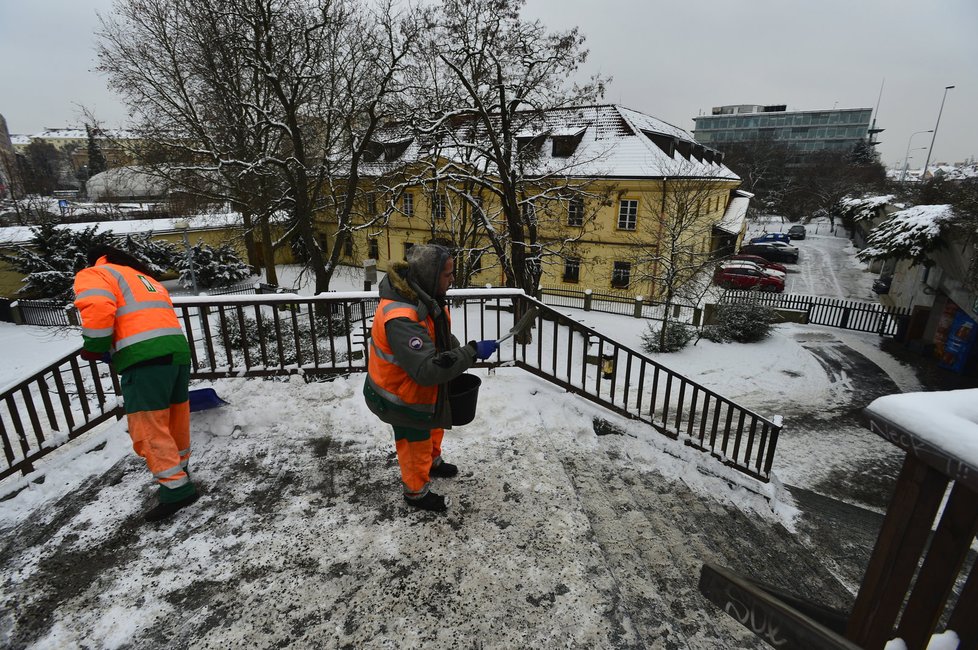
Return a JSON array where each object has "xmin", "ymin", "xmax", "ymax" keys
[
  {"xmin": 714, "ymin": 262, "xmax": 785, "ymax": 292},
  {"xmin": 725, "ymin": 254, "xmax": 787, "ymax": 274}
]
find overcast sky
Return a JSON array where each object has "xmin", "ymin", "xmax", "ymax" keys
[{"xmin": 1, "ymin": 0, "xmax": 975, "ymax": 169}]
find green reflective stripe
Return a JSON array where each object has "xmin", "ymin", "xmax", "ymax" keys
[
  {"xmin": 155, "ymin": 464, "xmax": 185, "ymax": 479},
  {"xmin": 82, "ymin": 327, "xmax": 114, "ymax": 338},
  {"xmin": 116, "ymin": 327, "xmax": 186, "ymax": 350},
  {"xmin": 117, "ymin": 300, "xmax": 174, "ymax": 316},
  {"xmin": 382, "ymin": 301, "xmax": 418, "ymax": 315},
  {"xmin": 76, "ymin": 288, "xmax": 116, "ymax": 301},
  {"xmin": 370, "ymin": 340, "xmax": 399, "ymax": 364},
  {"xmin": 366, "ymin": 376, "xmax": 435, "ymax": 412}
]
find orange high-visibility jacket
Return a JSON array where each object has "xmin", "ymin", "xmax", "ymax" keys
[
  {"xmin": 73, "ymin": 256, "xmax": 191, "ymax": 372},
  {"xmin": 368, "ymin": 300, "xmax": 443, "ymax": 412}
]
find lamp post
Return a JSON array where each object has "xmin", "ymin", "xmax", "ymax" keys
[
  {"xmin": 174, "ymin": 220, "xmax": 207, "ymax": 364},
  {"xmin": 174, "ymin": 220, "xmax": 199, "ymax": 296},
  {"xmin": 899, "ymin": 130, "xmax": 933, "ymax": 182},
  {"xmin": 920, "ymin": 85, "xmax": 955, "ymax": 180}
]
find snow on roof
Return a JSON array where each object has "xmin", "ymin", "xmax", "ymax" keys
[
  {"xmin": 10, "ymin": 135, "xmax": 31, "ymax": 145},
  {"xmin": 858, "ymin": 204, "xmax": 953, "ymax": 260},
  {"xmin": 86, "ymin": 166, "xmax": 170, "ymax": 200},
  {"xmin": 715, "ymin": 195, "xmax": 749, "ymax": 235},
  {"xmin": 26, "ymin": 127, "xmax": 137, "ymax": 141},
  {"xmin": 363, "ymin": 105, "xmax": 739, "ymax": 181},
  {"xmin": 0, "ymin": 212, "xmax": 246, "ymax": 246},
  {"xmin": 865, "ymin": 389, "xmax": 978, "ymax": 489}
]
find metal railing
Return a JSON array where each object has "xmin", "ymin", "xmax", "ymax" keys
[
  {"xmin": 0, "ymin": 289, "xmax": 781, "ymax": 484},
  {"xmin": 539, "ymin": 285, "xmax": 701, "ymax": 324},
  {"xmin": 721, "ymin": 291, "xmax": 911, "ymax": 336}
]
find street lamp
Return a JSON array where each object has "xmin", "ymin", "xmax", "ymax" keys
[
  {"xmin": 899, "ymin": 130, "xmax": 933, "ymax": 182},
  {"xmin": 173, "ymin": 220, "xmax": 199, "ymax": 295},
  {"xmin": 173, "ymin": 219, "xmax": 208, "ymax": 365},
  {"xmin": 921, "ymin": 85, "xmax": 955, "ymax": 180}
]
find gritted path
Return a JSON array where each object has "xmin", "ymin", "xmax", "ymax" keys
[{"xmin": 0, "ymin": 398, "xmax": 858, "ymax": 649}]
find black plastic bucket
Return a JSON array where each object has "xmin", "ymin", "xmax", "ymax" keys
[{"xmin": 448, "ymin": 373, "xmax": 482, "ymax": 426}]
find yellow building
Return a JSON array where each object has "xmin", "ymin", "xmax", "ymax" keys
[{"xmin": 319, "ymin": 105, "xmax": 747, "ymax": 300}]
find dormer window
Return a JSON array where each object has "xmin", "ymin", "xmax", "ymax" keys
[
  {"xmin": 675, "ymin": 140, "xmax": 692, "ymax": 160},
  {"xmin": 642, "ymin": 130, "xmax": 676, "ymax": 157},
  {"xmin": 383, "ymin": 138, "xmax": 412, "ymax": 161},
  {"xmin": 362, "ymin": 141, "xmax": 384, "ymax": 162},
  {"xmin": 550, "ymin": 127, "xmax": 586, "ymax": 157}
]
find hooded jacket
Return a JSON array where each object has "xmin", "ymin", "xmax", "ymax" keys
[
  {"xmin": 363, "ymin": 248, "xmax": 477, "ymax": 429},
  {"xmin": 73, "ymin": 255, "xmax": 191, "ymax": 372}
]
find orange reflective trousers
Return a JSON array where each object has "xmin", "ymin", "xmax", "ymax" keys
[
  {"xmin": 120, "ymin": 363, "xmax": 192, "ymax": 496},
  {"xmin": 393, "ymin": 426, "xmax": 444, "ymax": 498}
]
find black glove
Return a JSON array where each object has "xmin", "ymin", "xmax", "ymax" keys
[{"xmin": 470, "ymin": 340, "xmax": 498, "ymax": 360}]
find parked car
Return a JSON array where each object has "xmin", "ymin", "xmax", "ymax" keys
[
  {"xmin": 872, "ymin": 276, "xmax": 892, "ymax": 295},
  {"xmin": 719, "ymin": 260, "xmax": 786, "ymax": 281},
  {"xmin": 713, "ymin": 262, "xmax": 785, "ymax": 292},
  {"xmin": 749, "ymin": 232, "xmax": 791, "ymax": 244},
  {"xmin": 725, "ymin": 254, "xmax": 788, "ymax": 275},
  {"xmin": 788, "ymin": 224, "xmax": 807, "ymax": 240},
  {"xmin": 739, "ymin": 241, "xmax": 800, "ymax": 263}
]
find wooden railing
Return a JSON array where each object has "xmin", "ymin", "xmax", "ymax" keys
[{"xmin": 0, "ymin": 289, "xmax": 782, "ymax": 484}]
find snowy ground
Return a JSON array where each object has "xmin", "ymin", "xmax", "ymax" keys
[{"xmin": 0, "ymin": 216, "xmax": 939, "ymax": 648}]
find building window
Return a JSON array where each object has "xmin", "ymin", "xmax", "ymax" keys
[
  {"xmin": 617, "ymin": 200, "xmax": 637, "ymax": 230},
  {"xmin": 432, "ymin": 194, "xmax": 446, "ymax": 220},
  {"xmin": 522, "ymin": 200, "xmax": 536, "ymax": 224},
  {"xmin": 568, "ymin": 198, "xmax": 584, "ymax": 227},
  {"xmin": 343, "ymin": 236, "xmax": 354, "ymax": 257},
  {"xmin": 402, "ymin": 192, "xmax": 414, "ymax": 217},
  {"xmin": 365, "ymin": 191, "xmax": 377, "ymax": 216},
  {"xmin": 368, "ymin": 238, "xmax": 379, "ymax": 260},
  {"xmin": 563, "ymin": 257, "xmax": 580, "ymax": 283},
  {"xmin": 611, "ymin": 261, "xmax": 631, "ymax": 289}
]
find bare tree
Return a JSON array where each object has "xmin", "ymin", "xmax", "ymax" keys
[
  {"xmin": 625, "ymin": 160, "xmax": 736, "ymax": 351},
  {"xmin": 400, "ymin": 0, "xmax": 609, "ymax": 294},
  {"xmin": 97, "ymin": 0, "xmax": 419, "ymax": 293}
]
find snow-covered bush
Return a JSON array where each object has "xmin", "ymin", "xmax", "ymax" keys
[
  {"xmin": 119, "ymin": 233, "xmax": 180, "ymax": 278},
  {"xmin": 0, "ymin": 223, "xmax": 114, "ymax": 300},
  {"xmin": 640, "ymin": 321, "xmax": 695, "ymax": 353},
  {"xmin": 177, "ymin": 241, "xmax": 251, "ymax": 289},
  {"xmin": 225, "ymin": 311, "xmax": 354, "ymax": 365},
  {"xmin": 704, "ymin": 302, "xmax": 775, "ymax": 343}
]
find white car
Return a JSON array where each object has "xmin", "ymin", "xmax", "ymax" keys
[{"xmin": 720, "ymin": 260, "xmax": 786, "ymax": 280}]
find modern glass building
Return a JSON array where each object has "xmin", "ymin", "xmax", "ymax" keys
[{"xmin": 692, "ymin": 104, "xmax": 875, "ymax": 154}]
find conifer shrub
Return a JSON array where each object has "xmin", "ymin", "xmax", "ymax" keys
[
  {"xmin": 704, "ymin": 302, "xmax": 775, "ymax": 343},
  {"xmin": 640, "ymin": 321, "xmax": 695, "ymax": 353}
]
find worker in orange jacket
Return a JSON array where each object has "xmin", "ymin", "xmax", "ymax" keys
[
  {"xmin": 363, "ymin": 244, "xmax": 497, "ymax": 512},
  {"xmin": 74, "ymin": 245, "xmax": 197, "ymax": 522}
]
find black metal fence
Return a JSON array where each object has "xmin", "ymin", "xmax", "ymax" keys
[
  {"xmin": 721, "ymin": 291, "xmax": 911, "ymax": 336},
  {"xmin": 540, "ymin": 285, "xmax": 702, "ymax": 325},
  {"xmin": 12, "ymin": 300, "xmax": 74, "ymax": 327},
  {"xmin": 0, "ymin": 290, "xmax": 782, "ymax": 485}
]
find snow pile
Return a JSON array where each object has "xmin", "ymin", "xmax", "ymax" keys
[
  {"xmin": 839, "ymin": 195, "xmax": 896, "ymax": 221},
  {"xmin": 858, "ymin": 204, "xmax": 954, "ymax": 262}
]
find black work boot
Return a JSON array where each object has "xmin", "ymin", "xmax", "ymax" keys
[
  {"xmin": 430, "ymin": 461, "xmax": 458, "ymax": 478},
  {"xmin": 404, "ymin": 492, "xmax": 449, "ymax": 512},
  {"xmin": 145, "ymin": 491, "xmax": 200, "ymax": 522}
]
